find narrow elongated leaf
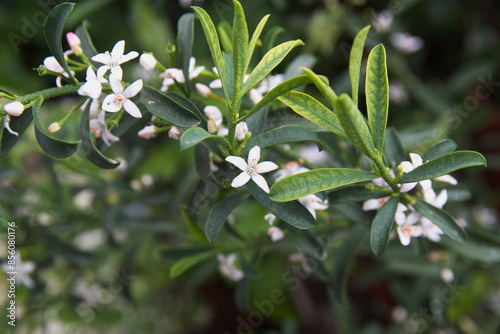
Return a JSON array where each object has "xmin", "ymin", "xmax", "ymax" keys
[
  {"xmin": 245, "ymin": 125, "xmax": 323, "ymax": 153},
  {"xmin": 384, "ymin": 127, "xmax": 406, "ymax": 167},
  {"xmin": 241, "ymin": 40, "xmax": 304, "ymax": 97},
  {"xmin": 232, "ymin": 0, "xmax": 249, "ymax": 93},
  {"xmin": 241, "ymin": 74, "xmax": 312, "ymax": 122},
  {"xmin": 217, "ymin": 21, "xmax": 233, "ymax": 53},
  {"xmin": 334, "ymin": 94, "xmax": 377, "ymax": 159},
  {"xmin": 301, "ymin": 67, "xmax": 337, "ymax": 108},
  {"xmin": 423, "ymin": 139, "xmax": 457, "ymax": 161},
  {"xmin": 170, "ymin": 251, "xmax": 215, "ymax": 279},
  {"xmin": 140, "ymin": 86, "xmax": 200, "ymax": 127},
  {"xmin": 206, "ymin": 194, "xmax": 248, "ymax": 243},
  {"xmin": 247, "ymin": 14, "xmax": 270, "ymax": 70},
  {"xmin": 270, "ymin": 168, "xmax": 377, "ymax": 202},
  {"xmin": 399, "ymin": 151, "xmax": 486, "ymax": 183},
  {"xmin": 180, "ymin": 127, "xmax": 229, "ymax": 151},
  {"xmin": 0, "ymin": 107, "xmax": 33, "ymax": 157},
  {"xmin": 192, "ymin": 6, "xmax": 224, "ymax": 72},
  {"xmin": 75, "ymin": 21, "xmax": 99, "ymax": 67},
  {"xmin": 349, "ymin": 26, "xmax": 370, "ymax": 105},
  {"xmin": 328, "ymin": 185, "xmax": 390, "ymax": 203},
  {"xmin": 165, "ymin": 92, "xmax": 205, "ymax": 123},
  {"xmin": 32, "ymin": 98, "xmax": 79, "ymax": 158},
  {"xmin": 245, "ymin": 181, "xmax": 315, "ymax": 229},
  {"xmin": 0, "ymin": 87, "xmax": 17, "ymax": 98},
  {"xmin": 177, "ymin": 13, "xmax": 195, "ymax": 94},
  {"xmin": 80, "ymin": 102, "xmax": 120, "ymax": 169},
  {"xmin": 278, "ymin": 91, "xmax": 346, "ymax": 138},
  {"xmin": 160, "ymin": 246, "xmax": 213, "ymax": 265},
  {"xmin": 262, "ymin": 26, "xmax": 284, "ymax": 54},
  {"xmin": 366, "ymin": 44, "xmax": 389, "ymax": 152},
  {"xmin": 43, "ymin": 3, "xmax": 77, "ymax": 84},
  {"xmin": 412, "ymin": 197, "xmax": 467, "ymax": 243},
  {"xmin": 370, "ymin": 196, "xmax": 399, "ymax": 256},
  {"xmin": 442, "ymin": 236, "xmax": 500, "ymax": 262}
]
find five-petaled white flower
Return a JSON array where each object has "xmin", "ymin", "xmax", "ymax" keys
[
  {"xmin": 89, "ymin": 110, "xmax": 120, "ymax": 146},
  {"xmin": 298, "ymin": 195, "xmax": 329, "ymax": 219},
  {"xmin": 78, "ymin": 67, "xmax": 105, "ymax": 100},
  {"xmin": 102, "ymin": 75, "xmax": 143, "ymax": 118},
  {"xmin": 225, "ymin": 146, "xmax": 278, "ymax": 193},
  {"xmin": 399, "ymin": 153, "xmax": 457, "ymax": 192},
  {"xmin": 395, "ymin": 205, "xmax": 423, "ymax": 246},
  {"xmin": 92, "ymin": 40, "xmax": 138, "ymax": 80}
]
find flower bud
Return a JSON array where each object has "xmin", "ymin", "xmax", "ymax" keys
[
  {"xmin": 207, "ymin": 119, "xmax": 218, "ymax": 134},
  {"xmin": 4, "ymin": 101, "xmax": 24, "ymax": 117},
  {"xmin": 138, "ymin": 125, "xmax": 157, "ymax": 139},
  {"xmin": 66, "ymin": 32, "xmax": 83, "ymax": 56},
  {"xmin": 195, "ymin": 83, "xmax": 211, "ymax": 98},
  {"xmin": 168, "ymin": 126, "xmax": 183, "ymax": 140},
  {"xmin": 235, "ymin": 122, "xmax": 248, "ymax": 141},
  {"xmin": 48, "ymin": 122, "xmax": 61, "ymax": 133},
  {"xmin": 267, "ymin": 226, "xmax": 284, "ymax": 242},
  {"xmin": 139, "ymin": 53, "xmax": 157, "ymax": 71}
]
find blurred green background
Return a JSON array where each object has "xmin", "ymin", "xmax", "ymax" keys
[{"xmin": 1, "ymin": 0, "xmax": 499, "ymax": 333}]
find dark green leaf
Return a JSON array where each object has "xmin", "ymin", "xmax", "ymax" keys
[
  {"xmin": 205, "ymin": 194, "xmax": 248, "ymax": 243},
  {"xmin": 270, "ymin": 168, "xmax": 376, "ymax": 202},
  {"xmin": 217, "ymin": 20, "xmax": 233, "ymax": 54},
  {"xmin": 441, "ymin": 237, "xmax": 500, "ymax": 262},
  {"xmin": 75, "ymin": 20, "xmax": 99, "ymax": 67},
  {"xmin": 245, "ymin": 125, "xmax": 323, "ymax": 154},
  {"xmin": 412, "ymin": 197, "xmax": 467, "ymax": 243},
  {"xmin": 245, "ymin": 180, "xmax": 315, "ymax": 229},
  {"xmin": 43, "ymin": 2, "xmax": 77, "ymax": 84},
  {"xmin": 140, "ymin": 86, "xmax": 200, "ymax": 127},
  {"xmin": 399, "ymin": 151, "xmax": 487, "ymax": 183},
  {"xmin": 170, "ymin": 251, "xmax": 215, "ymax": 279},
  {"xmin": 366, "ymin": 44, "xmax": 389, "ymax": 152},
  {"xmin": 278, "ymin": 91, "xmax": 346, "ymax": 138},
  {"xmin": 0, "ymin": 87, "xmax": 17, "ymax": 98},
  {"xmin": 422, "ymin": 139, "xmax": 458, "ymax": 161},
  {"xmin": 160, "ymin": 246, "xmax": 213, "ymax": 265},
  {"xmin": 328, "ymin": 185, "xmax": 390, "ymax": 203},
  {"xmin": 177, "ymin": 13, "xmax": 195, "ymax": 95},
  {"xmin": 165, "ymin": 92, "xmax": 205, "ymax": 123},
  {"xmin": 179, "ymin": 127, "xmax": 229, "ymax": 151},
  {"xmin": 301, "ymin": 67, "xmax": 337, "ymax": 108},
  {"xmin": 384, "ymin": 127, "xmax": 406, "ymax": 167},
  {"xmin": 370, "ymin": 197, "xmax": 399, "ymax": 256},
  {"xmin": 232, "ymin": 0, "xmax": 249, "ymax": 93},
  {"xmin": 334, "ymin": 94, "xmax": 377, "ymax": 159},
  {"xmin": 0, "ymin": 107, "xmax": 33, "ymax": 157},
  {"xmin": 80, "ymin": 101, "xmax": 120, "ymax": 169},
  {"xmin": 349, "ymin": 25, "xmax": 370, "ymax": 105},
  {"xmin": 32, "ymin": 98, "xmax": 79, "ymax": 158}
]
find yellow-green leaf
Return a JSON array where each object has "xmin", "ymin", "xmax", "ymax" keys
[{"xmin": 349, "ymin": 25, "xmax": 370, "ymax": 105}]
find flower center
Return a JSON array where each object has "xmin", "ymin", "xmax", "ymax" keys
[
  {"xmin": 114, "ymin": 95, "xmax": 125, "ymax": 104},
  {"xmin": 246, "ymin": 166, "xmax": 257, "ymax": 176}
]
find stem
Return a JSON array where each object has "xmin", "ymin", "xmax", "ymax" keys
[
  {"xmin": 17, "ymin": 84, "xmax": 82, "ymax": 104},
  {"xmin": 372, "ymin": 156, "xmax": 399, "ymax": 192}
]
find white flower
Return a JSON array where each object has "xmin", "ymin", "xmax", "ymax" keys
[
  {"xmin": 139, "ymin": 53, "xmax": 157, "ymax": 71},
  {"xmin": 298, "ymin": 144, "xmax": 329, "ymax": 165},
  {"xmin": 89, "ymin": 110, "xmax": 120, "ymax": 146},
  {"xmin": 217, "ymin": 254, "xmax": 244, "ymax": 281},
  {"xmin": 43, "ymin": 53, "xmax": 74, "ymax": 87},
  {"xmin": 372, "ymin": 10, "xmax": 393, "ymax": 33},
  {"xmin": 73, "ymin": 189, "xmax": 95, "ymax": 211},
  {"xmin": 399, "ymin": 153, "xmax": 432, "ymax": 192},
  {"xmin": 2, "ymin": 253, "xmax": 35, "ymax": 288},
  {"xmin": 273, "ymin": 161, "xmax": 309, "ymax": 181},
  {"xmin": 73, "ymin": 229, "xmax": 106, "ymax": 251},
  {"xmin": 225, "ymin": 146, "xmax": 278, "ymax": 193},
  {"xmin": 186, "ymin": 57, "xmax": 205, "ymax": 80},
  {"xmin": 160, "ymin": 57, "xmax": 204, "ymax": 91},
  {"xmin": 168, "ymin": 125, "xmax": 184, "ymax": 140},
  {"xmin": 3, "ymin": 115, "xmax": 18, "ymax": 136},
  {"xmin": 249, "ymin": 89, "xmax": 264, "ymax": 105},
  {"xmin": 264, "ymin": 213, "xmax": 276, "ymax": 225},
  {"xmin": 267, "ymin": 226, "xmax": 284, "ymax": 242},
  {"xmin": 395, "ymin": 206, "xmax": 423, "ymax": 246},
  {"xmin": 390, "ymin": 32, "xmax": 424, "ymax": 54},
  {"xmin": 440, "ymin": 268, "xmax": 454, "ymax": 283},
  {"xmin": 92, "ymin": 40, "xmax": 138, "ymax": 80},
  {"xmin": 78, "ymin": 67, "xmax": 105, "ymax": 100},
  {"xmin": 48, "ymin": 122, "xmax": 61, "ymax": 133},
  {"xmin": 204, "ymin": 105, "xmax": 227, "ymax": 135},
  {"xmin": 196, "ymin": 83, "xmax": 211, "ymax": 97},
  {"xmin": 138, "ymin": 125, "xmax": 157, "ymax": 139},
  {"xmin": 362, "ymin": 197, "xmax": 390, "ymax": 211},
  {"xmin": 299, "ymin": 194, "xmax": 329, "ymax": 219},
  {"xmin": 3, "ymin": 101, "xmax": 24, "ymax": 117},
  {"xmin": 102, "ymin": 75, "xmax": 143, "ymax": 118},
  {"xmin": 235, "ymin": 122, "xmax": 248, "ymax": 141}
]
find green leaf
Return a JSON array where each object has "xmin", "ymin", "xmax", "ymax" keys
[
  {"xmin": 217, "ymin": 21, "xmax": 233, "ymax": 54},
  {"xmin": 262, "ymin": 26, "xmax": 284, "ymax": 54},
  {"xmin": 179, "ymin": 127, "xmax": 229, "ymax": 151},
  {"xmin": 370, "ymin": 197, "xmax": 399, "ymax": 256},
  {"xmin": 177, "ymin": 13, "xmax": 195, "ymax": 95},
  {"xmin": 241, "ymin": 40, "xmax": 304, "ymax": 97},
  {"xmin": 160, "ymin": 246, "xmax": 213, "ymax": 265},
  {"xmin": 140, "ymin": 86, "xmax": 200, "ymax": 127},
  {"xmin": 423, "ymin": 139, "xmax": 458, "ymax": 161},
  {"xmin": 399, "ymin": 151, "xmax": 487, "ymax": 183},
  {"xmin": 349, "ymin": 25, "xmax": 370, "ymax": 105},
  {"xmin": 366, "ymin": 44, "xmax": 389, "ymax": 152},
  {"xmin": 301, "ymin": 67, "xmax": 337, "ymax": 108},
  {"xmin": 165, "ymin": 92, "xmax": 205, "ymax": 123},
  {"xmin": 43, "ymin": 2, "xmax": 77, "ymax": 84},
  {"xmin": 278, "ymin": 91, "xmax": 346, "ymax": 138},
  {"xmin": 170, "ymin": 251, "xmax": 215, "ymax": 279},
  {"xmin": 328, "ymin": 185, "xmax": 390, "ymax": 203},
  {"xmin": 32, "ymin": 98, "xmax": 79, "ymax": 158},
  {"xmin": 269, "ymin": 168, "xmax": 377, "ymax": 202},
  {"xmin": 80, "ymin": 101, "xmax": 120, "ymax": 169},
  {"xmin": 205, "ymin": 194, "xmax": 248, "ymax": 243},
  {"xmin": 412, "ymin": 197, "xmax": 467, "ymax": 243},
  {"xmin": 245, "ymin": 125, "xmax": 323, "ymax": 153},
  {"xmin": 0, "ymin": 87, "xmax": 17, "ymax": 99},
  {"xmin": 75, "ymin": 21, "xmax": 99, "ymax": 67},
  {"xmin": 0, "ymin": 107, "xmax": 33, "ymax": 157},
  {"xmin": 245, "ymin": 180, "xmax": 315, "ymax": 229},
  {"xmin": 247, "ymin": 14, "xmax": 270, "ymax": 70},
  {"xmin": 441, "ymin": 234, "xmax": 500, "ymax": 262},
  {"xmin": 0, "ymin": 207, "xmax": 10, "ymax": 230},
  {"xmin": 334, "ymin": 94, "xmax": 377, "ymax": 159},
  {"xmin": 384, "ymin": 127, "xmax": 406, "ymax": 167},
  {"xmin": 232, "ymin": 0, "xmax": 249, "ymax": 94},
  {"xmin": 241, "ymin": 74, "xmax": 312, "ymax": 122}
]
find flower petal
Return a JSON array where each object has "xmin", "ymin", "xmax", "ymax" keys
[
  {"xmin": 225, "ymin": 156, "xmax": 247, "ymax": 171},
  {"xmin": 110, "ymin": 66, "xmax": 123, "ymax": 81},
  {"xmin": 256, "ymin": 161, "xmax": 278, "ymax": 174},
  {"xmin": 120, "ymin": 51, "xmax": 139, "ymax": 64},
  {"xmin": 231, "ymin": 172, "xmax": 251, "ymax": 188},
  {"xmin": 102, "ymin": 94, "xmax": 122, "ymax": 112},
  {"xmin": 252, "ymin": 174, "xmax": 270, "ymax": 193},
  {"xmin": 399, "ymin": 161, "xmax": 415, "ymax": 173},
  {"xmin": 434, "ymin": 174, "xmax": 457, "ymax": 185},
  {"xmin": 109, "ymin": 75, "xmax": 124, "ymax": 94},
  {"xmin": 124, "ymin": 79, "xmax": 143, "ymax": 98},
  {"xmin": 409, "ymin": 153, "xmax": 423, "ymax": 167},
  {"xmin": 247, "ymin": 146, "xmax": 261, "ymax": 166},
  {"xmin": 123, "ymin": 99, "xmax": 142, "ymax": 118},
  {"xmin": 92, "ymin": 53, "xmax": 111, "ymax": 65},
  {"xmin": 111, "ymin": 40, "xmax": 125, "ymax": 58}
]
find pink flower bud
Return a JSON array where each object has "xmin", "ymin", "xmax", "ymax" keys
[
  {"xmin": 4, "ymin": 101, "xmax": 24, "ymax": 117},
  {"xmin": 138, "ymin": 125, "xmax": 157, "ymax": 139},
  {"xmin": 168, "ymin": 126, "xmax": 183, "ymax": 140},
  {"xmin": 66, "ymin": 32, "xmax": 83, "ymax": 56},
  {"xmin": 235, "ymin": 122, "xmax": 248, "ymax": 141},
  {"xmin": 48, "ymin": 122, "xmax": 61, "ymax": 133},
  {"xmin": 139, "ymin": 53, "xmax": 157, "ymax": 71},
  {"xmin": 195, "ymin": 83, "xmax": 211, "ymax": 98}
]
